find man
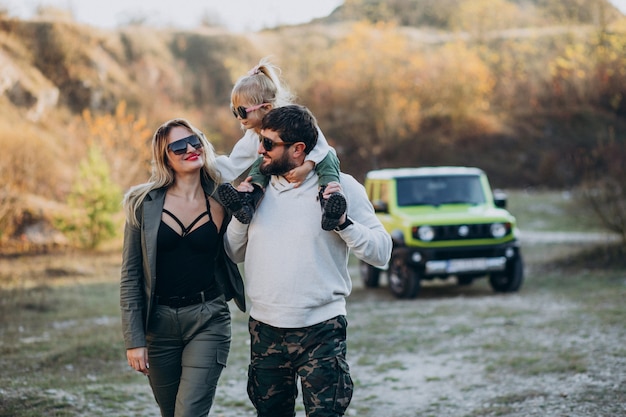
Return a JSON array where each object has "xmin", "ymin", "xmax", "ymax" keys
[{"xmin": 225, "ymin": 104, "xmax": 392, "ymax": 417}]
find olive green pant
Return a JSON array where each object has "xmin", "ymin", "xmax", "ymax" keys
[{"xmin": 146, "ymin": 296, "xmax": 231, "ymax": 417}]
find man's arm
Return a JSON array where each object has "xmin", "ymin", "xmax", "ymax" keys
[
  {"xmin": 333, "ymin": 175, "xmax": 392, "ymax": 268},
  {"xmin": 224, "ymin": 219, "xmax": 249, "ymax": 263}
]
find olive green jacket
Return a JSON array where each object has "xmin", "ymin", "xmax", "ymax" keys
[{"xmin": 120, "ymin": 186, "xmax": 245, "ymax": 350}]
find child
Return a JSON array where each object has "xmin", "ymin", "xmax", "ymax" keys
[{"xmin": 215, "ymin": 58, "xmax": 345, "ymax": 231}]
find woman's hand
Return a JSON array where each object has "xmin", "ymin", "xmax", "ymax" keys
[{"xmin": 127, "ymin": 347, "xmax": 149, "ymax": 375}]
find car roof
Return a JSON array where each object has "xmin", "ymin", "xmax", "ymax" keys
[{"xmin": 366, "ymin": 166, "xmax": 485, "ymax": 180}]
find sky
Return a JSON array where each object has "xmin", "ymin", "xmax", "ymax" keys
[
  {"xmin": 2, "ymin": 0, "xmax": 344, "ymax": 32},
  {"xmin": 610, "ymin": 0, "xmax": 626, "ymax": 14},
  {"xmin": 2, "ymin": 0, "xmax": 626, "ymax": 32}
]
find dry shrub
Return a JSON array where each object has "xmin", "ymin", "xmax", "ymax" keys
[
  {"xmin": 575, "ymin": 138, "xmax": 626, "ymax": 244},
  {"xmin": 0, "ymin": 113, "xmax": 62, "ymax": 199},
  {"xmin": 78, "ymin": 101, "xmax": 152, "ymax": 190}
]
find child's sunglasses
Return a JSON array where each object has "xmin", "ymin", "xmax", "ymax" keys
[
  {"xmin": 260, "ymin": 136, "xmax": 296, "ymax": 152},
  {"xmin": 168, "ymin": 135, "xmax": 203, "ymax": 155},
  {"xmin": 232, "ymin": 103, "xmax": 269, "ymax": 119}
]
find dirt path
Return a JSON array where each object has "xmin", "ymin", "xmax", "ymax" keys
[
  {"xmin": 205, "ymin": 254, "xmax": 626, "ymax": 417},
  {"xmin": 4, "ymin": 236, "xmax": 623, "ymax": 417}
]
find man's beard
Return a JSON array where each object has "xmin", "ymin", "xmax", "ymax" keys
[{"xmin": 259, "ymin": 151, "xmax": 297, "ymax": 176}]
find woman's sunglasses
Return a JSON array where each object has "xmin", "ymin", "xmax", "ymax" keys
[
  {"xmin": 232, "ymin": 103, "xmax": 269, "ymax": 119},
  {"xmin": 260, "ymin": 136, "xmax": 296, "ymax": 152},
  {"xmin": 168, "ymin": 135, "xmax": 203, "ymax": 155}
]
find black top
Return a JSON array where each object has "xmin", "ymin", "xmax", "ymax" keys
[{"xmin": 155, "ymin": 196, "xmax": 219, "ymax": 298}]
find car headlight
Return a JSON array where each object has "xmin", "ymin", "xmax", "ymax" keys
[
  {"xmin": 417, "ymin": 225, "xmax": 435, "ymax": 241},
  {"xmin": 490, "ymin": 223, "xmax": 507, "ymax": 238},
  {"xmin": 391, "ymin": 229, "xmax": 405, "ymax": 245}
]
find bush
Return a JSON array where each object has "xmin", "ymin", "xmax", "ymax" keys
[
  {"xmin": 54, "ymin": 145, "xmax": 122, "ymax": 249},
  {"xmin": 575, "ymin": 137, "xmax": 626, "ymax": 244}
]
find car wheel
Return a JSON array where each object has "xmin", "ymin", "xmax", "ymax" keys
[
  {"xmin": 489, "ymin": 255, "xmax": 524, "ymax": 292},
  {"xmin": 388, "ymin": 254, "xmax": 420, "ymax": 299},
  {"xmin": 457, "ymin": 275, "xmax": 474, "ymax": 286},
  {"xmin": 360, "ymin": 261, "xmax": 381, "ymax": 288}
]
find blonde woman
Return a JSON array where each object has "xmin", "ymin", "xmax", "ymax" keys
[{"xmin": 120, "ymin": 118, "xmax": 245, "ymax": 417}]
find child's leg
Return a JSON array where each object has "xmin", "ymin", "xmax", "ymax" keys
[
  {"xmin": 315, "ymin": 152, "xmax": 340, "ymax": 187},
  {"xmin": 218, "ymin": 158, "xmax": 267, "ymax": 224},
  {"xmin": 218, "ymin": 182, "xmax": 264, "ymax": 224},
  {"xmin": 316, "ymin": 152, "xmax": 346, "ymax": 231},
  {"xmin": 248, "ymin": 157, "xmax": 270, "ymax": 189}
]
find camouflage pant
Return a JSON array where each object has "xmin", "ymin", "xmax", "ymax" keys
[{"xmin": 247, "ymin": 315, "xmax": 353, "ymax": 417}]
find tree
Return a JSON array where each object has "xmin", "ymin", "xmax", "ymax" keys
[
  {"xmin": 55, "ymin": 145, "xmax": 122, "ymax": 249},
  {"xmin": 450, "ymin": 0, "xmax": 522, "ymax": 41},
  {"xmin": 79, "ymin": 101, "xmax": 152, "ymax": 190},
  {"xmin": 302, "ymin": 21, "xmax": 424, "ymax": 174}
]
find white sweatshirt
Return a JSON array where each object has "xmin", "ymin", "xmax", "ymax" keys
[
  {"xmin": 225, "ymin": 172, "xmax": 392, "ymax": 328},
  {"xmin": 215, "ymin": 128, "xmax": 332, "ymax": 182}
]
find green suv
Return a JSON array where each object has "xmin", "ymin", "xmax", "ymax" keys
[{"xmin": 362, "ymin": 167, "xmax": 523, "ymax": 298}]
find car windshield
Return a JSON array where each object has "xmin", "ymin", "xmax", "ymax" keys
[{"xmin": 396, "ymin": 175, "xmax": 486, "ymax": 206}]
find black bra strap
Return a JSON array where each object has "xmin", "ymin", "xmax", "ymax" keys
[
  {"xmin": 184, "ymin": 211, "xmax": 209, "ymax": 235},
  {"xmin": 162, "ymin": 208, "xmax": 186, "ymax": 232},
  {"xmin": 205, "ymin": 195, "xmax": 212, "ymax": 223},
  {"xmin": 163, "ymin": 208, "xmax": 209, "ymax": 237}
]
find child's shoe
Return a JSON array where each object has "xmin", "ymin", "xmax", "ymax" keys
[
  {"xmin": 218, "ymin": 183, "xmax": 263, "ymax": 224},
  {"xmin": 319, "ymin": 187, "xmax": 347, "ymax": 231}
]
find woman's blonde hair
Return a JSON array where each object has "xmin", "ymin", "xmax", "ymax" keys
[
  {"xmin": 122, "ymin": 118, "xmax": 221, "ymax": 227},
  {"xmin": 231, "ymin": 57, "xmax": 296, "ymax": 111}
]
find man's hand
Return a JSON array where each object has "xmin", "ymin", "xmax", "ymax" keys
[
  {"xmin": 236, "ymin": 176, "xmax": 255, "ymax": 193},
  {"xmin": 322, "ymin": 181, "xmax": 347, "ymax": 225}
]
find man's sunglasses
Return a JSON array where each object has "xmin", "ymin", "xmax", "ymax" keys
[
  {"xmin": 260, "ymin": 136, "xmax": 296, "ymax": 152},
  {"xmin": 167, "ymin": 135, "xmax": 203, "ymax": 155},
  {"xmin": 232, "ymin": 103, "xmax": 269, "ymax": 119}
]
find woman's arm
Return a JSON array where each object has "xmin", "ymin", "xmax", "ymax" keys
[{"xmin": 120, "ymin": 221, "xmax": 148, "ymax": 350}]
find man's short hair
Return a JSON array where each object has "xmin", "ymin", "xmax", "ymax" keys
[{"xmin": 261, "ymin": 105, "xmax": 318, "ymax": 154}]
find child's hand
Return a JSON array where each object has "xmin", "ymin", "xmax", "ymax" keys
[
  {"xmin": 236, "ymin": 176, "xmax": 255, "ymax": 193},
  {"xmin": 285, "ymin": 161, "xmax": 314, "ymax": 187}
]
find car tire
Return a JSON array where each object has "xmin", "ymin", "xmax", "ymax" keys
[
  {"xmin": 457, "ymin": 275, "xmax": 474, "ymax": 286},
  {"xmin": 360, "ymin": 261, "xmax": 381, "ymax": 288},
  {"xmin": 388, "ymin": 252, "xmax": 420, "ymax": 299},
  {"xmin": 489, "ymin": 255, "xmax": 524, "ymax": 292}
]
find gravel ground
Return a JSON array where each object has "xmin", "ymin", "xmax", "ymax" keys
[
  {"xmin": 7, "ymin": 238, "xmax": 622, "ymax": 417},
  {"xmin": 203, "ymin": 250, "xmax": 626, "ymax": 417}
]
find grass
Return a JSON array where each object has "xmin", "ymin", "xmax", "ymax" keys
[
  {"xmin": 504, "ymin": 188, "xmax": 605, "ymax": 233},
  {"xmin": 1, "ymin": 190, "xmax": 625, "ymax": 416}
]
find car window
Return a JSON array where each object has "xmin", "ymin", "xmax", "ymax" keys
[{"xmin": 396, "ymin": 175, "xmax": 486, "ymax": 206}]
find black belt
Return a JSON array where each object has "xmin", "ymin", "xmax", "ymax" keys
[{"xmin": 156, "ymin": 287, "xmax": 221, "ymax": 308}]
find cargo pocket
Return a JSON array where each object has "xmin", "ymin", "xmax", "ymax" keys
[
  {"xmin": 332, "ymin": 357, "xmax": 353, "ymax": 413},
  {"xmin": 216, "ymin": 347, "xmax": 228, "ymax": 367},
  {"xmin": 202, "ymin": 347, "xmax": 229, "ymax": 386},
  {"xmin": 247, "ymin": 365, "xmax": 296, "ymax": 413}
]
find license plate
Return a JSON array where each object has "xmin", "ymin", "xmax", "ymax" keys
[{"xmin": 447, "ymin": 258, "xmax": 487, "ymax": 273}]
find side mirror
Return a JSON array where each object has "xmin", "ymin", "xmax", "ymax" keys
[
  {"xmin": 493, "ymin": 189, "xmax": 507, "ymax": 209},
  {"xmin": 372, "ymin": 200, "xmax": 389, "ymax": 213}
]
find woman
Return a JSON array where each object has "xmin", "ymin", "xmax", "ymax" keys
[{"xmin": 120, "ymin": 118, "xmax": 245, "ymax": 417}]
